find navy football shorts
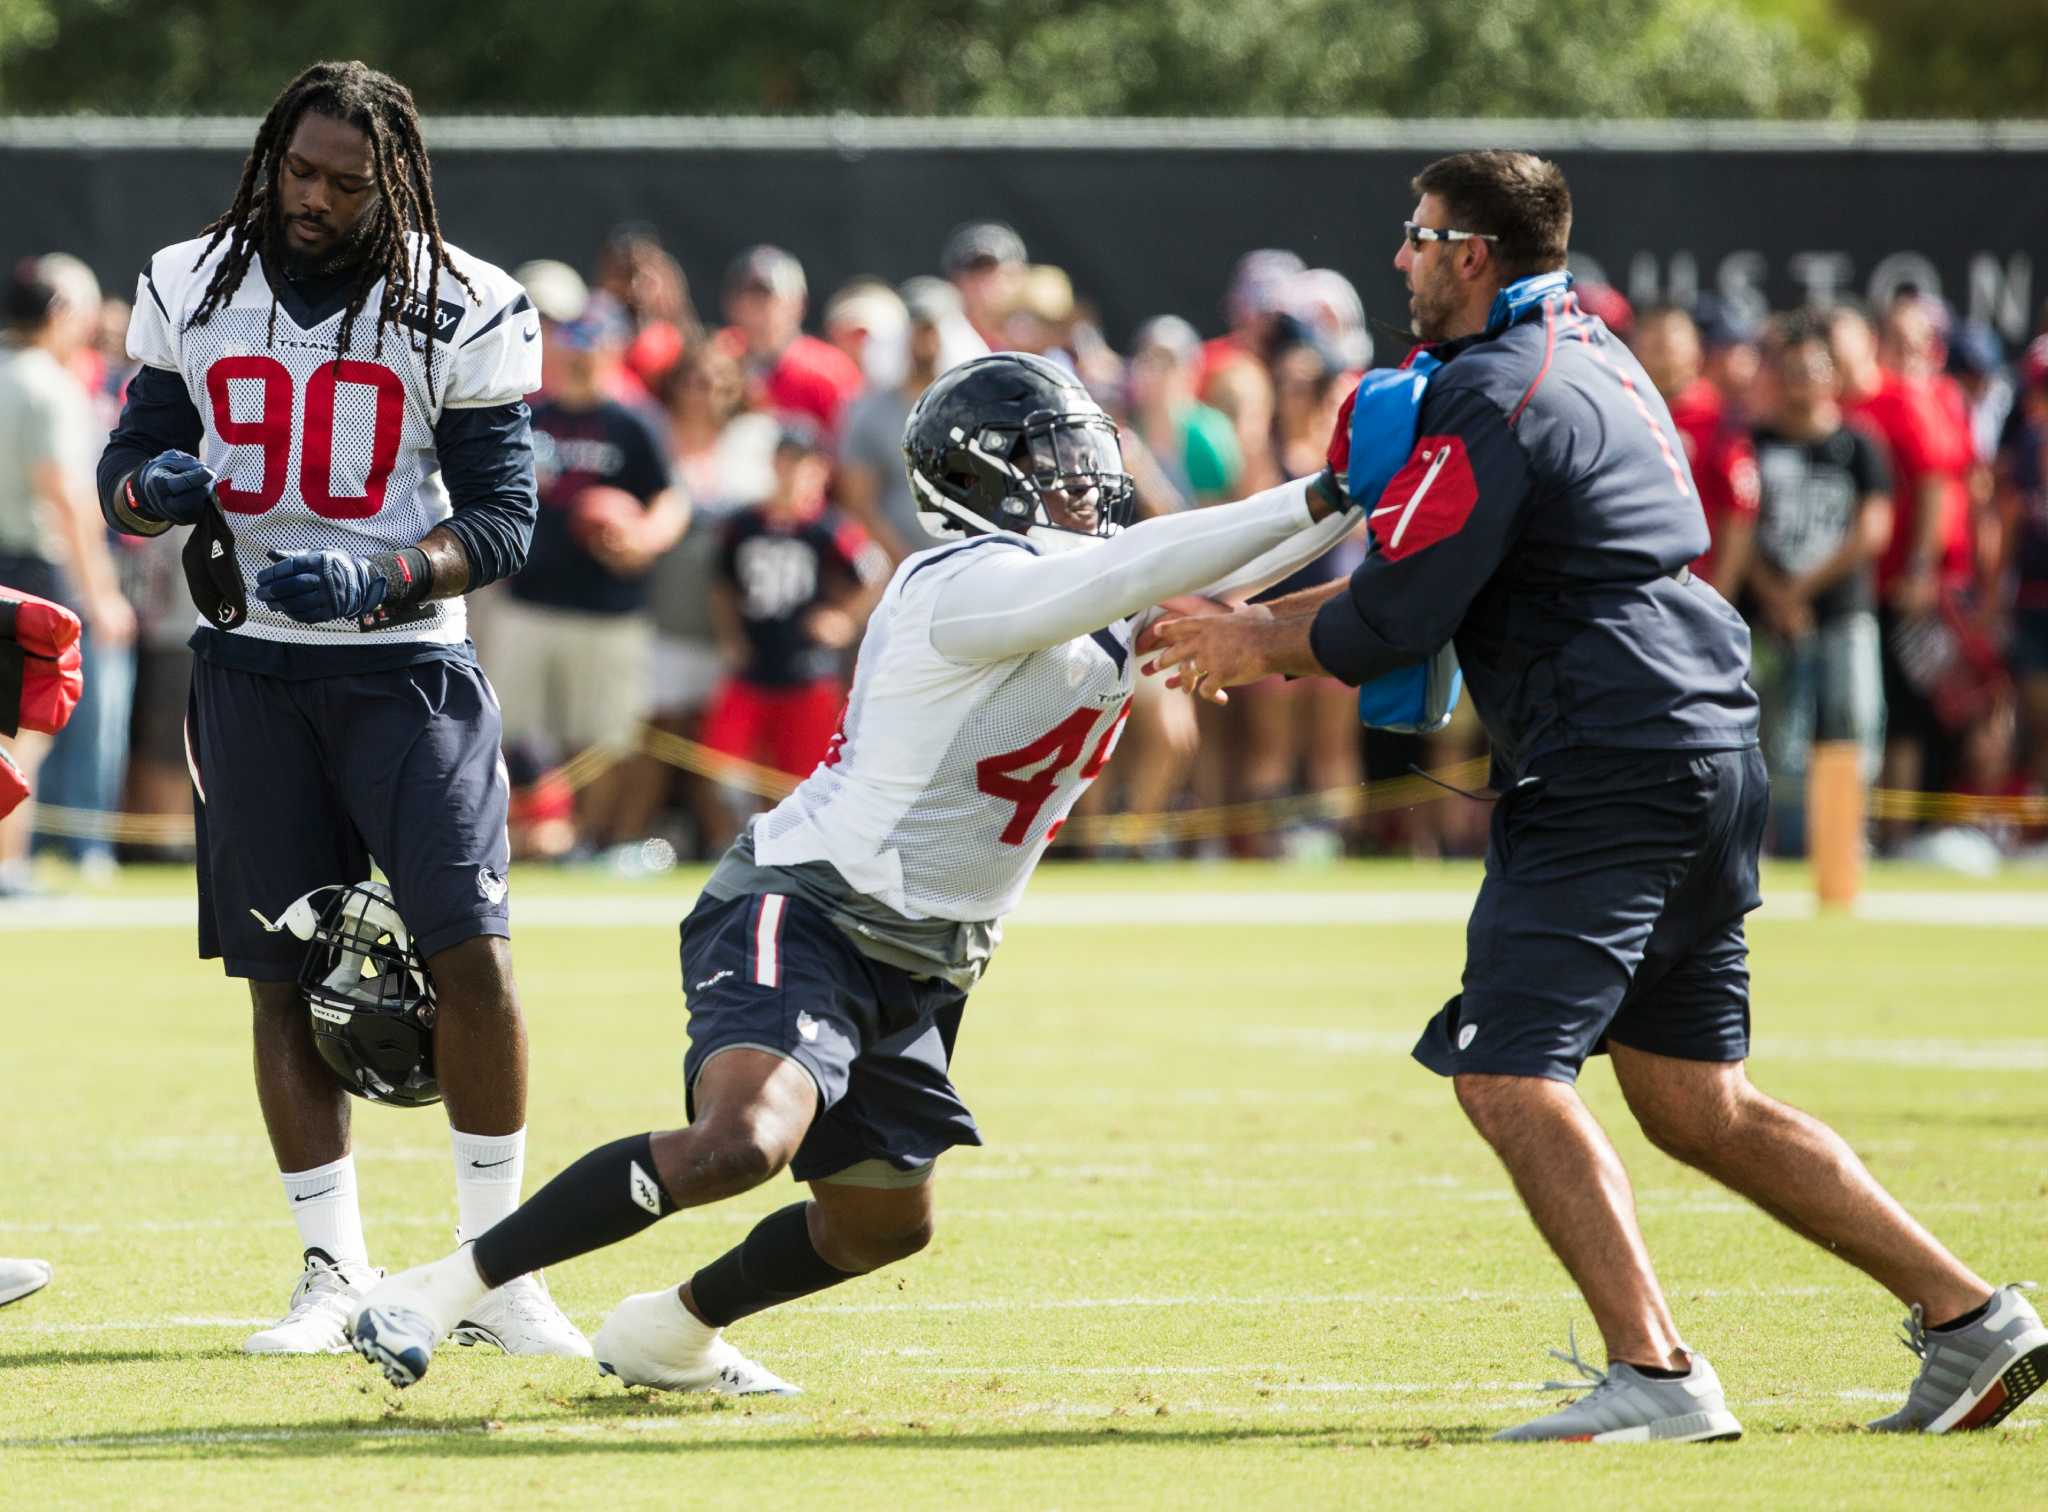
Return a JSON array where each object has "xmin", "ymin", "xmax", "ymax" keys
[
  {"xmin": 186, "ymin": 655, "xmax": 512, "ymax": 980},
  {"xmin": 1414, "ymin": 746, "xmax": 1768, "ymax": 1084},
  {"xmin": 680, "ymin": 890, "xmax": 983, "ymax": 1183}
]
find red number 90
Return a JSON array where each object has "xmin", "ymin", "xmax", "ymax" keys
[{"xmin": 204, "ymin": 355, "xmax": 405, "ymax": 520}]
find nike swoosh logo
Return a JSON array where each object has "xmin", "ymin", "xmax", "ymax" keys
[
  {"xmin": 292, "ymin": 1186, "xmax": 338, "ymax": 1203},
  {"xmin": 521, "ymin": 325, "xmax": 539, "ymax": 342},
  {"xmin": 469, "ymin": 1157, "xmax": 516, "ymax": 1169}
]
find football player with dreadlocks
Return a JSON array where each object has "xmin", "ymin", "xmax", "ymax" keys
[
  {"xmin": 349, "ymin": 352, "xmax": 1362, "ymax": 1395},
  {"xmin": 96, "ymin": 60, "xmax": 586, "ymax": 1360}
]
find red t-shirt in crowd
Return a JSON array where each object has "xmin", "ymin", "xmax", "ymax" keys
[
  {"xmin": 1197, "ymin": 333, "xmax": 1259, "ymax": 400},
  {"xmin": 716, "ymin": 328, "xmax": 864, "ymax": 435},
  {"xmin": 1666, "ymin": 379, "xmax": 1760, "ymax": 586},
  {"xmin": 1844, "ymin": 370, "xmax": 1976, "ymax": 594}
]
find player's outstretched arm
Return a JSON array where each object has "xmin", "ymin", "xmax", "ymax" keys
[
  {"xmin": 1187, "ymin": 484, "xmax": 1362, "ymax": 605},
  {"xmin": 927, "ymin": 473, "xmax": 1343, "ymax": 662}
]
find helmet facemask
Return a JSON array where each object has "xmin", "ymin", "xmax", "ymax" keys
[
  {"xmin": 254, "ymin": 882, "xmax": 441, "ymax": 1108},
  {"xmin": 915, "ymin": 408, "xmax": 1135, "ymax": 551}
]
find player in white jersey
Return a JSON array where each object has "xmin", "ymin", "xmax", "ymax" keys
[
  {"xmin": 96, "ymin": 61, "xmax": 584, "ymax": 1361},
  {"xmin": 351, "ymin": 352, "xmax": 1362, "ymax": 1394}
]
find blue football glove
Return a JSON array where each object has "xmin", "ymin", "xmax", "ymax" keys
[
  {"xmin": 133, "ymin": 450, "xmax": 218, "ymax": 527},
  {"xmin": 254, "ymin": 549, "xmax": 391, "ymax": 624}
]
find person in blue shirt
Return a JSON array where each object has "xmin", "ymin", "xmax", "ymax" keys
[{"xmin": 1150, "ymin": 150, "xmax": 2041, "ymax": 1442}]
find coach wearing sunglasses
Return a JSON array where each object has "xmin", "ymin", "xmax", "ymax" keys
[{"xmin": 1149, "ymin": 149, "xmax": 2030, "ymax": 1443}]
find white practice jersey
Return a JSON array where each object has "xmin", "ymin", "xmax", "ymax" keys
[
  {"xmin": 127, "ymin": 233, "xmax": 539, "ymax": 647},
  {"xmin": 756, "ymin": 537, "xmax": 1135, "ymax": 922},
  {"xmin": 752, "ymin": 476, "xmax": 1356, "ymax": 925}
]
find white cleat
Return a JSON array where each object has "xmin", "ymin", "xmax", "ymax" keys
[
  {"xmin": 244, "ymin": 1248, "xmax": 381, "ymax": 1355},
  {"xmin": 350, "ymin": 1249, "xmax": 489, "ymax": 1389},
  {"xmin": 592, "ymin": 1287, "xmax": 801, "ymax": 1396},
  {"xmin": 0, "ymin": 1258, "xmax": 53, "ymax": 1308},
  {"xmin": 452, "ymin": 1271, "xmax": 592, "ymax": 1359},
  {"xmin": 352, "ymin": 1300, "xmax": 442, "ymax": 1389}
]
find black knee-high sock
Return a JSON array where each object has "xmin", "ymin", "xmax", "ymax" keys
[
  {"xmin": 472, "ymin": 1133, "xmax": 675, "ymax": 1288},
  {"xmin": 688, "ymin": 1202, "xmax": 857, "ymax": 1327}
]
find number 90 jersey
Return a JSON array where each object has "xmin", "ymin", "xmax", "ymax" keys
[
  {"xmin": 752, "ymin": 537, "xmax": 1134, "ymax": 925},
  {"xmin": 127, "ymin": 233, "xmax": 540, "ymax": 648}
]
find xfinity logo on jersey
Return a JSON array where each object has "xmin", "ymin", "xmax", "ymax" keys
[{"xmin": 395, "ymin": 293, "xmax": 465, "ymax": 344}]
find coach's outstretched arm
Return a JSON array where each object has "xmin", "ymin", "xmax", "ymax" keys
[{"xmin": 927, "ymin": 472, "xmax": 1347, "ymax": 662}]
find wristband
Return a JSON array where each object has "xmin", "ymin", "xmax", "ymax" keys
[
  {"xmin": 1307, "ymin": 467, "xmax": 1348, "ymax": 518},
  {"xmin": 112, "ymin": 471, "xmax": 174, "ymax": 538},
  {"xmin": 368, "ymin": 547, "xmax": 434, "ymax": 609}
]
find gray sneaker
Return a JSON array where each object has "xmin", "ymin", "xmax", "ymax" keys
[
  {"xmin": 1495, "ymin": 1326, "xmax": 1743, "ymax": 1444},
  {"xmin": 1868, "ymin": 1283, "xmax": 2048, "ymax": 1433}
]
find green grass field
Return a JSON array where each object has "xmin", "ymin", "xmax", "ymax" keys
[{"xmin": 4, "ymin": 860, "xmax": 2045, "ymax": 1509}]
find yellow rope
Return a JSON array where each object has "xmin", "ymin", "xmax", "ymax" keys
[
  {"xmin": 636, "ymin": 726, "xmax": 801, "ymax": 801},
  {"xmin": 26, "ymin": 724, "xmax": 2043, "ymax": 849}
]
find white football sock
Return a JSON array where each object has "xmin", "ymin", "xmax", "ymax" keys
[
  {"xmin": 666, "ymin": 1286, "xmax": 721, "ymax": 1350},
  {"xmin": 417, "ymin": 1245, "xmax": 494, "ymax": 1334},
  {"xmin": 451, "ymin": 1126, "xmax": 526, "ymax": 1245},
  {"xmin": 280, "ymin": 1154, "xmax": 368, "ymax": 1267}
]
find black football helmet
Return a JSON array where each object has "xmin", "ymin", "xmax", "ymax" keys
[
  {"xmin": 254, "ymin": 881, "xmax": 440, "ymax": 1107},
  {"xmin": 903, "ymin": 352, "xmax": 1134, "ymax": 549}
]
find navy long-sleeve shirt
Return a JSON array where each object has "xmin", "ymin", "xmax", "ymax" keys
[{"xmin": 1310, "ymin": 280, "xmax": 1759, "ymax": 781}]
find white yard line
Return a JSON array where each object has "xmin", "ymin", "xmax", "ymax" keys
[
  {"xmin": 7, "ymin": 888, "xmax": 2048, "ymax": 931},
  {"xmin": 11, "ymin": 1393, "xmax": 2019, "ymax": 1454},
  {"xmin": 1244, "ymin": 1026, "xmax": 2048, "ymax": 1072}
]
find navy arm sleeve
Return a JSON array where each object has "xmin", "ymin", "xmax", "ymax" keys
[
  {"xmin": 1309, "ymin": 383, "xmax": 1534, "ymax": 686},
  {"xmin": 97, "ymin": 365, "xmax": 203, "ymax": 533},
  {"xmin": 433, "ymin": 400, "xmax": 538, "ymax": 590}
]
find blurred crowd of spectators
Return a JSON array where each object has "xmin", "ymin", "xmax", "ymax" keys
[{"xmin": 4, "ymin": 222, "xmax": 2048, "ymax": 889}]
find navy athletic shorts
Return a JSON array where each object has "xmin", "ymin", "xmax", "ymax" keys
[
  {"xmin": 679, "ymin": 890, "xmax": 983, "ymax": 1182},
  {"xmin": 1414, "ymin": 746, "xmax": 1767, "ymax": 1084},
  {"xmin": 186, "ymin": 655, "xmax": 512, "ymax": 979}
]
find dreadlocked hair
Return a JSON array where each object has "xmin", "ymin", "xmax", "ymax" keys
[{"xmin": 184, "ymin": 60, "xmax": 475, "ymax": 382}]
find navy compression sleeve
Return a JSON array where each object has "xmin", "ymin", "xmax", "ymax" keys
[
  {"xmin": 433, "ymin": 400, "xmax": 539, "ymax": 589},
  {"xmin": 98, "ymin": 365, "xmax": 203, "ymax": 534}
]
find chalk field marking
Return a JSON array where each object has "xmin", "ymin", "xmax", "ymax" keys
[
  {"xmin": 7, "ymin": 889, "xmax": 2048, "ymax": 932},
  {"xmin": 1243, "ymin": 1026, "xmax": 2048, "ymax": 1074},
  {"xmin": 12, "ymin": 1393, "xmax": 2026, "ymax": 1454}
]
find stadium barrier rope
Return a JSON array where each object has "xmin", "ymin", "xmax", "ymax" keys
[{"xmin": 24, "ymin": 725, "xmax": 2048, "ymax": 850}]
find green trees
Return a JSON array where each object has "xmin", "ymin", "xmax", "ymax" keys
[
  {"xmin": 0, "ymin": 0, "xmax": 1867, "ymax": 117},
  {"xmin": 1, "ymin": 0, "xmax": 2035, "ymax": 120}
]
